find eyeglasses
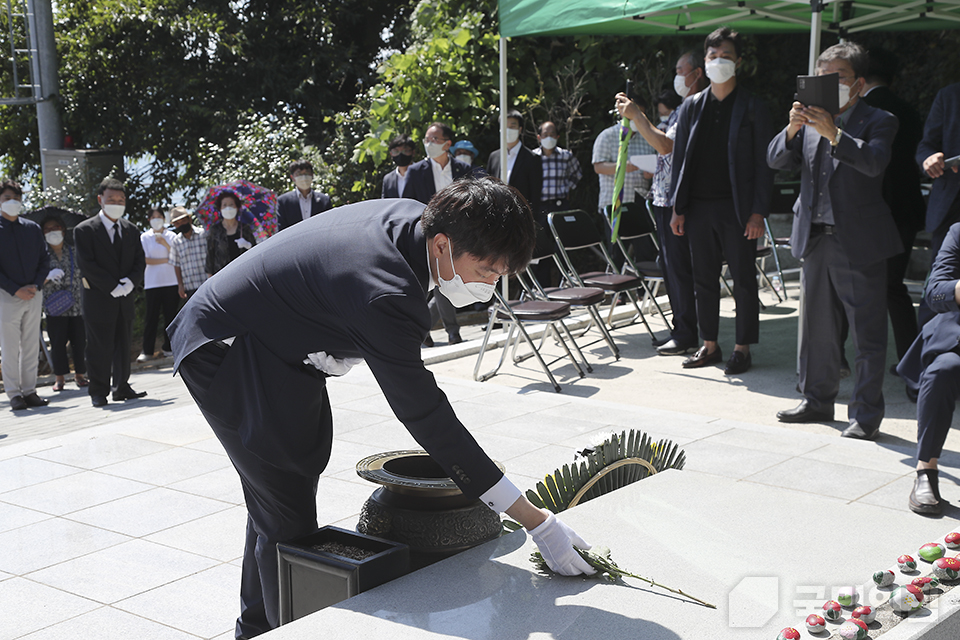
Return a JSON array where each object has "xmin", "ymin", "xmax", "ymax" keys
[
  {"xmin": 389, "ymin": 148, "xmax": 413, "ymax": 156},
  {"xmin": 423, "ymin": 136, "xmax": 448, "ymax": 144}
]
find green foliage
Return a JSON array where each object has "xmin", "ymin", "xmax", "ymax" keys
[
  {"xmin": 525, "ymin": 430, "xmax": 685, "ymax": 514},
  {"xmin": 29, "ymin": 161, "xmax": 123, "ymax": 213}
]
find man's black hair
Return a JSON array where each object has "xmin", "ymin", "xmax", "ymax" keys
[
  {"xmin": 704, "ymin": 26, "xmax": 742, "ymax": 59},
  {"xmin": 389, "ymin": 134, "xmax": 415, "ymax": 151},
  {"xmin": 421, "ymin": 176, "xmax": 536, "ymax": 275},
  {"xmin": 503, "ymin": 109, "xmax": 524, "ymax": 131},
  {"xmin": 40, "ymin": 214, "xmax": 65, "ymax": 231},
  {"xmin": 866, "ymin": 47, "xmax": 899, "ymax": 85},
  {"xmin": 0, "ymin": 178, "xmax": 22, "ymax": 198},
  {"xmin": 818, "ymin": 42, "xmax": 869, "ymax": 79},
  {"xmin": 97, "ymin": 177, "xmax": 125, "ymax": 196},
  {"xmin": 656, "ymin": 90, "xmax": 682, "ymax": 112},
  {"xmin": 427, "ymin": 122, "xmax": 454, "ymax": 141},
  {"xmin": 288, "ymin": 159, "xmax": 313, "ymax": 175},
  {"xmin": 215, "ymin": 190, "xmax": 241, "ymax": 211}
]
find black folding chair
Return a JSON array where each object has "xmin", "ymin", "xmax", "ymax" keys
[
  {"xmin": 473, "ymin": 289, "xmax": 589, "ymax": 392},
  {"xmin": 605, "ymin": 203, "xmax": 669, "ymax": 321},
  {"xmin": 548, "ymin": 209, "xmax": 664, "ymax": 342}
]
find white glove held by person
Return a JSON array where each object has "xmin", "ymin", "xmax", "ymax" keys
[
  {"xmin": 119, "ymin": 277, "xmax": 135, "ymax": 296},
  {"xmin": 110, "ymin": 283, "xmax": 125, "ymax": 298},
  {"xmin": 46, "ymin": 268, "xmax": 65, "ymax": 282},
  {"xmin": 529, "ymin": 512, "xmax": 596, "ymax": 576},
  {"xmin": 235, "ymin": 237, "xmax": 252, "ymax": 250},
  {"xmin": 303, "ymin": 351, "xmax": 363, "ymax": 376}
]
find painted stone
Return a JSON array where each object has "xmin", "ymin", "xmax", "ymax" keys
[
  {"xmin": 872, "ymin": 570, "xmax": 895, "ymax": 587},
  {"xmin": 839, "ymin": 619, "xmax": 869, "ymax": 640},
  {"xmin": 822, "ymin": 600, "xmax": 843, "ymax": 621},
  {"xmin": 911, "ymin": 576, "xmax": 940, "ymax": 593},
  {"xmin": 776, "ymin": 628, "xmax": 801, "ymax": 640},
  {"xmin": 805, "ymin": 614, "xmax": 826, "ymax": 633},
  {"xmin": 919, "ymin": 542, "xmax": 946, "ymax": 562},
  {"xmin": 946, "ymin": 532, "xmax": 960, "ymax": 549},
  {"xmin": 898, "ymin": 554, "xmax": 917, "ymax": 572},
  {"xmin": 889, "ymin": 584, "xmax": 925, "ymax": 613},
  {"xmin": 852, "ymin": 605, "xmax": 876, "ymax": 624},
  {"xmin": 837, "ymin": 586, "xmax": 859, "ymax": 608},
  {"xmin": 933, "ymin": 556, "xmax": 960, "ymax": 581}
]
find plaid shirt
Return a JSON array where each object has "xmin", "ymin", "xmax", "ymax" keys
[
  {"xmin": 532, "ymin": 146, "xmax": 582, "ymax": 201},
  {"xmin": 651, "ymin": 108, "xmax": 680, "ymax": 207},
  {"xmin": 592, "ymin": 123, "xmax": 656, "ymax": 212},
  {"xmin": 169, "ymin": 226, "xmax": 207, "ymax": 293}
]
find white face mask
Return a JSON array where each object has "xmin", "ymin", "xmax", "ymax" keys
[
  {"xmin": 424, "ymin": 141, "xmax": 447, "ymax": 160},
  {"xmin": 436, "ymin": 244, "xmax": 497, "ymax": 308},
  {"xmin": 150, "ymin": 218, "xmax": 165, "ymax": 231},
  {"xmin": 102, "ymin": 204, "xmax": 125, "ymax": 220},
  {"xmin": 294, "ymin": 174, "xmax": 313, "ymax": 191},
  {"xmin": 1, "ymin": 199, "xmax": 23, "ymax": 217},
  {"xmin": 838, "ymin": 82, "xmax": 852, "ymax": 110},
  {"xmin": 45, "ymin": 230, "xmax": 63, "ymax": 245},
  {"xmin": 455, "ymin": 154, "xmax": 473, "ymax": 166},
  {"xmin": 540, "ymin": 136, "xmax": 557, "ymax": 150},
  {"xmin": 221, "ymin": 206, "xmax": 238, "ymax": 220},
  {"xmin": 705, "ymin": 58, "xmax": 736, "ymax": 84},
  {"xmin": 505, "ymin": 128, "xmax": 520, "ymax": 144},
  {"xmin": 674, "ymin": 74, "xmax": 692, "ymax": 98}
]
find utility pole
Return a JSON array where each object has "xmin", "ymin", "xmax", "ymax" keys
[{"xmin": 31, "ymin": 0, "xmax": 64, "ymax": 188}]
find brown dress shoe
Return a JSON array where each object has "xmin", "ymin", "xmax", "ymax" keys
[{"xmin": 682, "ymin": 346, "xmax": 722, "ymax": 369}]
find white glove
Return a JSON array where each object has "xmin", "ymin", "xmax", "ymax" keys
[
  {"xmin": 529, "ymin": 512, "xmax": 596, "ymax": 576},
  {"xmin": 303, "ymin": 351, "xmax": 363, "ymax": 376},
  {"xmin": 235, "ymin": 237, "xmax": 253, "ymax": 250},
  {"xmin": 110, "ymin": 283, "xmax": 125, "ymax": 298},
  {"xmin": 47, "ymin": 268, "xmax": 65, "ymax": 282},
  {"xmin": 119, "ymin": 277, "xmax": 135, "ymax": 296}
]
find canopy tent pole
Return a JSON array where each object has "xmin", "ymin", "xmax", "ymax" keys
[
  {"xmin": 499, "ymin": 36, "xmax": 509, "ymax": 300},
  {"xmin": 808, "ymin": 1, "xmax": 822, "ymax": 74}
]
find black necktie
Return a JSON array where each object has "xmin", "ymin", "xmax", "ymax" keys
[{"xmin": 113, "ymin": 222, "xmax": 122, "ymax": 257}]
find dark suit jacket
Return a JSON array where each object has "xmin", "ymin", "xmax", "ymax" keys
[
  {"xmin": 73, "ymin": 214, "xmax": 145, "ymax": 323},
  {"xmin": 898, "ymin": 222, "xmax": 960, "ymax": 389},
  {"xmin": 669, "ymin": 86, "xmax": 775, "ymax": 226},
  {"xmin": 862, "ymin": 85, "xmax": 926, "ymax": 236},
  {"xmin": 767, "ymin": 99, "xmax": 902, "ymax": 264},
  {"xmin": 402, "ymin": 157, "xmax": 482, "ymax": 204},
  {"xmin": 277, "ymin": 189, "xmax": 332, "ymax": 232},
  {"xmin": 916, "ymin": 82, "xmax": 960, "ymax": 234},
  {"xmin": 168, "ymin": 199, "xmax": 503, "ymax": 491},
  {"xmin": 486, "ymin": 145, "xmax": 542, "ymax": 213},
  {"xmin": 382, "ymin": 169, "xmax": 402, "ymax": 199}
]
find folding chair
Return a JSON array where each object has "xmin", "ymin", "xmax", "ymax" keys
[
  {"xmin": 719, "ymin": 221, "xmax": 785, "ymax": 308},
  {"xmin": 605, "ymin": 203, "xmax": 669, "ymax": 321},
  {"xmin": 519, "ymin": 232, "xmax": 620, "ymax": 361},
  {"xmin": 548, "ymin": 209, "xmax": 664, "ymax": 342},
  {"xmin": 473, "ymin": 289, "xmax": 589, "ymax": 392}
]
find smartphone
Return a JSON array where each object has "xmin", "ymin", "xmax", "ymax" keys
[{"xmin": 945, "ymin": 154, "xmax": 960, "ymax": 169}]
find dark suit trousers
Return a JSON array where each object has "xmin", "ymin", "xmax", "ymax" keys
[
  {"xmin": 46, "ymin": 315, "xmax": 86, "ymax": 376},
  {"xmin": 916, "ymin": 350, "xmax": 960, "ymax": 462},
  {"xmin": 684, "ymin": 199, "xmax": 759, "ymax": 345},
  {"xmin": 887, "ymin": 226, "xmax": 919, "ymax": 361},
  {"xmin": 84, "ymin": 300, "xmax": 133, "ymax": 398},
  {"xmin": 178, "ymin": 342, "xmax": 325, "ymax": 639},
  {"xmin": 800, "ymin": 232, "xmax": 887, "ymax": 428},
  {"xmin": 141, "ymin": 285, "xmax": 180, "ymax": 355},
  {"xmin": 653, "ymin": 204, "xmax": 698, "ymax": 346}
]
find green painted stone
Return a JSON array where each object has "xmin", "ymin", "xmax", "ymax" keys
[{"xmin": 919, "ymin": 542, "xmax": 946, "ymax": 562}]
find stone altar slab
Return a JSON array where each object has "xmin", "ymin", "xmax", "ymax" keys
[{"xmin": 264, "ymin": 469, "xmax": 960, "ymax": 640}]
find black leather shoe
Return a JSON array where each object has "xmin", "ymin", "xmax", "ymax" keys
[
  {"xmin": 10, "ymin": 395, "xmax": 27, "ymax": 411},
  {"xmin": 91, "ymin": 395, "xmax": 108, "ymax": 407},
  {"xmin": 448, "ymin": 334, "xmax": 463, "ymax": 346},
  {"xmin": 841, "ymin": 420, "xmax": 880, "ymax": 441},
  {"xmin": 909, "ymin": 470, "xmax": 942, "ymax": 515},
  {"xmin": 657, "ymin": 339, "xmax": 698, "ymax": 356},
  {"xmin": 777, "ymin": 400, "xmax": 833, "ymax": 423},
  {"xmin": 682, "ymin": 346, "xmax": 722, "ymax": 369},
  {"xmin": 113, "ymin": 388, "xmax": 147, "ymax": 402},
  {"xmin": 23, "ymin": 392, "xmax": 48, "ymax": 407},
  {"xmin": 422, "ymin": 334, "xmax": 435, "ymax": 348},
  {"xmin": 724, "ymin": 350, "xmax": 752, "ymax": 375}
]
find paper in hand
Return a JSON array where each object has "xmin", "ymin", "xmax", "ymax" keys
[{"xmin": 797, "ymin": 72, "xmax": 839, "ymax": 115}]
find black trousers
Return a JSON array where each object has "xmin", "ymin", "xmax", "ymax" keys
[
  {"xmin": 684, "ymin": 198, "xmax": 759, "ymax": 345},
  {"xmin": 886, "ymin": 227, "xmax": 919, "ymax": 362},
  {"xmin": 84, "ymin": 307, "xmax": 133, "ymax": 398},
  {"xmin": 141, "ymin": 285, "xmax": 180, "ymax": 355},
  {"xmin": 178, "ymin": 342, "xmax": 327, "ymax": 639},
  {"xmin": 917, "ymin": 350, "xmax": 960, "ymax": 462},
  {"xmin": 653, "ymin": 204, "xmax": 698, "ymax": 346},
  {"xmin": 46, "ymin": 315, "xmax": 86, "ymax": 376}
]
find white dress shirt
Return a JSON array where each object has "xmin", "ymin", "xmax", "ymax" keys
[
  {"xmin": 298, "ymin": 189, "xmax": 312, "ymax": 222},
  {"xmin": 505, "ymin": 142, "xmax": 521, "ymax": 183},
  {"xmin": 429, "ymin": 156, "xmax": 454, "ymax": 191},
  {"xmin": 99, "ymin": 211, "xmax": 121, "ymax": 241}
]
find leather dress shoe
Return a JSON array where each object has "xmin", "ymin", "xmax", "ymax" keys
[
  {"xmin": 724, "ymin": 350, "xmax": 751, "ymax": 375},
  {"xmin": 113, "ymin": 388, "xmax": 147, "ymax": 402},
  {"xmin": 657, "ymin": 339, "xmax": 698, "ymax": 356},
  {"xmin": 909, "ymin": 470, "xmax": 942, "ymax": 515},
  {"xmin": 91, "ymin": 395, "xmax": 108, "ymax": 407},
  {"xmin": 841, "ymin": 420, "xmax": 880, "ymax": 440},
  {"xmin": 682, "ymin": 346, "xmax": 722, "ymax": 369},
  {"xmin": 447, "ymin": 334, "xmax": 463, "ymax": 346},
  {"xmin": 422, "ymin": 334, "xmax": 435, "ymax": 348},
  {"xmin": 23, "ymin": 392, "xmax": 48, "ymax": 407},
  {"xmin": 777, "ymin": 400, "xmax": 833, "ymax": 423},
  {"xmin": 10, "ymin": 395, "xmax": 27, "ymax": 411}
]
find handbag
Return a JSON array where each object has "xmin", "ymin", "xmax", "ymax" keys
[{"xmin": 44, "ymin": 248, "xmax": 76, "ymax": 316}]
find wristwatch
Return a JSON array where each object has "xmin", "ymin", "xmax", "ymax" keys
[{"xmin": 830, "ymin": 126, "xmax": 842, "ymax": 147}]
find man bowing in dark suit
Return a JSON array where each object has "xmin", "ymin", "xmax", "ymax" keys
[
  {"xmin": 169, "ymin": 177, "xmax": 595, "ymax": 639},
  {"xmin": 768, "ymin": 42, "xmax": 901, "ymax": 439},
  {"xmin": 276, "ymin": 159, "xmax": 332, "ymax": 232},
  {"xmin": 74, "ymin": 178, "xmax": 147, "ymax": 407},
  {"xmin": 486, "ymin": 109, "xmax": 542, "ymax": 216}
]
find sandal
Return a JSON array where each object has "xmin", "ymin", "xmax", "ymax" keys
[
  {"xmin": 75, "ymin": 375, "xmax": 89, "ymax": 388},
  {"xmin": 52, "ymin": 379, "xmax": 65, "ymax": 392}
]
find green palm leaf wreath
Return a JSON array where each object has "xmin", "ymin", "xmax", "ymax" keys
[{"xmin": 526, "ymin": 429, "xmax": 685, "ymax": 513}]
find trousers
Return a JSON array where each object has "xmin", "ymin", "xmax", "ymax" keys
[{"xmin": 0, "ymin": 289, "xmax": 43, "ymax": 399}]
